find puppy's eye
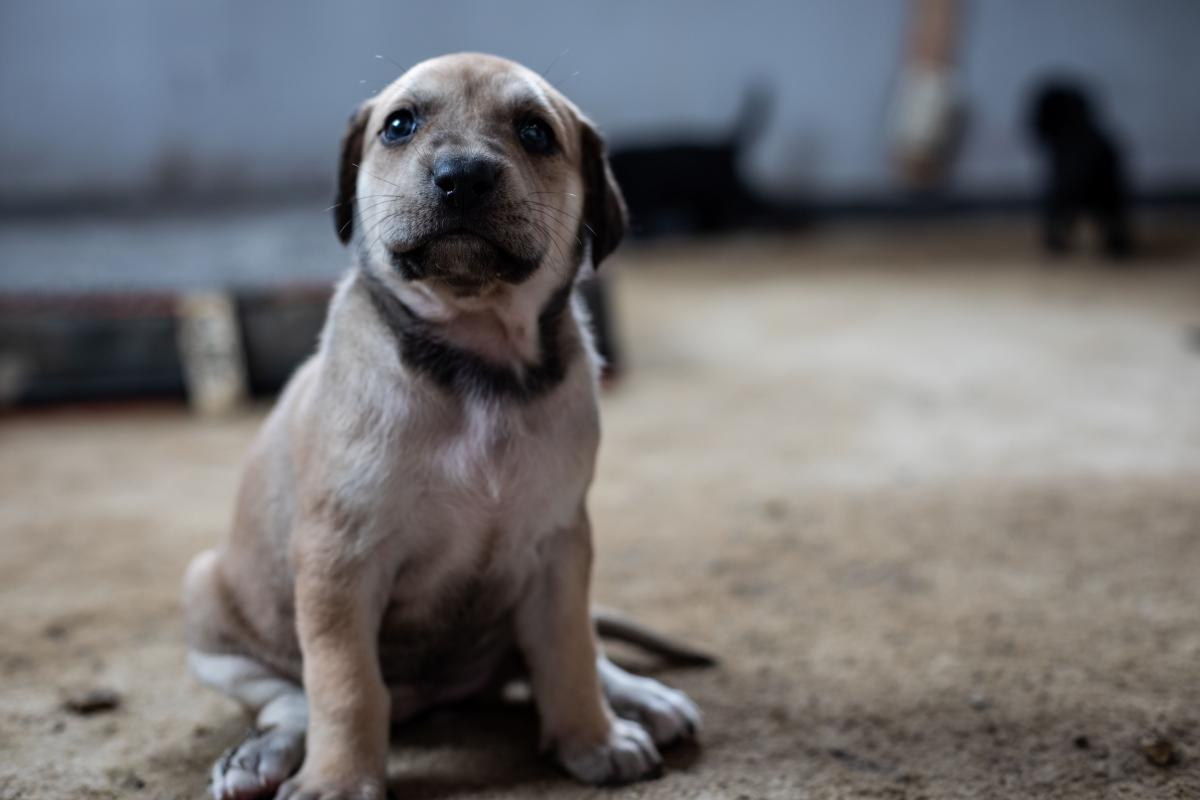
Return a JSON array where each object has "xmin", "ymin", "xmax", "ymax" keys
[
  {"xmin": 381, "ymin": 109, "xmax": 418, "ymax": 144},
  {"xmin": 517, "ymin": 118, "xmax": 555, "ymax": 154}
]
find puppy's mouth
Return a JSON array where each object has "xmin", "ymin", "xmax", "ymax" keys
[{"xmin": 389, "ymin": 230, "xmax": 540, "ymax": 294}]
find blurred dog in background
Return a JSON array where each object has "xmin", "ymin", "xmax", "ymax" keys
[
  {"xmin": 609, "ymin": 85, "xmax": 773, "ymax": 236},
  {"xmin": 1028, "ymin": 79, "xmax": 1133, "ymax": 259}
]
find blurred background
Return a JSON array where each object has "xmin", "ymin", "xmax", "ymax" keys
[
  {"xmin": 2, "ymin": 3, "xmax": 1199, "ymax": 799},
  {"xmin": 4, "ymin": 0, "xmax": 1200, "ymax": 206},
  {"xmin": 2, "ymin": 0, "xmax": 1199, "ymax": 401}
]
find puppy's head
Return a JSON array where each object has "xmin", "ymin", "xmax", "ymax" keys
[
  {"xmin": 1030, "ymin": 80, "xmax": 1096, "ymax": 146},
  {"xmin": 335, "ymin": 53, "xmax": 625, "ymax": 296}
]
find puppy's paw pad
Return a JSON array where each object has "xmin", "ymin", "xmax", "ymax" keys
[
  {"xmin": 608, "ymin": 674, "xmax": 702, "ymax": 747},
  {"xmin": 559, "ymin": 718, "xmax": 663, "ymax": 785},
  {"xmin": 210, "ymin": 727, "xmax": 305, "ymax": 800}
]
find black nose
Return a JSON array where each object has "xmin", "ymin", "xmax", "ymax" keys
[{"xmin": 432, "ymin": 155, "xmax": 500, "ymax": 211}]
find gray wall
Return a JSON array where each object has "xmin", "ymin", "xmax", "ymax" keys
[{"xmin": 2, "ymin": 0, "xmax": 1198, "ymax": 205}]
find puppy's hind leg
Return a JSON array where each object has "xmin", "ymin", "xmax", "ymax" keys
[
  {"xmin": 184, "ymin": 550, "xmax": 307, "ymax": 800},
  {"xmin": 190, "ymin": 652, "xmax": 308, "ymax": 800}
]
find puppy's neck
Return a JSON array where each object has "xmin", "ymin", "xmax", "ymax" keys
[
  {"xmin": 395, "ymin": 264, "xmax": 564, "ymax": 366},
  {"xmin": 357, "ymin": 263, "xmax": 580, "ymax": 401}
]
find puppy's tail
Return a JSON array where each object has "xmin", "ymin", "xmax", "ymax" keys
[{"xmin": 592, "ymin": 607, "xmax": 717, "ymax": 667}]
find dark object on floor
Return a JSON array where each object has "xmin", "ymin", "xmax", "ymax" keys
[
  {"xmin": 0, "ymin": 286, "xmax": 330, "ymax": 407},
  {"xmin": 0, "ymin": 294, "xmax": 185, "ymax": 406},
  {"xmin": 63, "ymin": 687, "xmax": 122, "ymax": 715},
  {"xmin": 0, "ymin": 282, "xmax": 614, "ymax": 405},
  {"xmin": 235, "ymin": 286, "xmax": 330, "ymax": 395},
  {"xmin": 1139, "ymin": 733, "xmax": 1181, "ymax": 768},
  {"xmin": 1027, "ymin": 79, "xmax": 1133, "ymax": 258},
  {"xmin": 609, "ymin": 86, "xmax": 777, "ymax": 237},
  {"xmin": 577, "ymin": 277, "xmax": 622, "ymax": 379}
]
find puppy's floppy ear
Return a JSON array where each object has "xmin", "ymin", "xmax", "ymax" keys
[
  {"xmin": 579, "ymin": 119, "xmax": 627, "ymax": 267},
  {"xmin": 334, "ymin": 102, "xmax": 373, "ymax": 245}
]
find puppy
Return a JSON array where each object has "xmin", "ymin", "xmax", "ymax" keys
[
  {"xmin": 182, "ymin": 53, "xmax": 706, "ymax": 800},
  {"xmin": 1028, "ymin": 79, "xmax": 1133, "ymax": 258}
]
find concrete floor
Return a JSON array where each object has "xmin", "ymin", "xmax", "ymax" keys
[{"xmin": 2, "ymin": 222, "xmax": 1199, "ymax": 799}]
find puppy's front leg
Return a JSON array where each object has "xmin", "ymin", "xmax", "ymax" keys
[
  {"xmin": 516, "ymin": 511, "xmax": 662, "ymax": 785},
  {"xmin": 278, "ymin": 535, "xmax": 390, "ymax": 800}
]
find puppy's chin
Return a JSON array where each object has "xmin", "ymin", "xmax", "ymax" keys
[
  {"xmin": 425, "ymin": 232, "xmax": 500, "ymax": 270},
  {"xmin": 389, "ymin": 233, "xmax": 540, "ymax": 295}
]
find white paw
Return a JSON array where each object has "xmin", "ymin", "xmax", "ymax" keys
[
  {"xmin": 601, "ymin": 660, "xmax": 702, "ymax": 746},
  {"xmin": 275, "ymin": 770, "xmax": 385, "ymax": 800},
  {"xmin": 558, "ymin": 718, "xmax": 663, "ymax": 785},
  {"xmin": 210, "ymin": 727, "xmax": 305, "ymax": 800}
]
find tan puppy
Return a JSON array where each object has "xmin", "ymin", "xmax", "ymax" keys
[{"xmin": 183, "ymin": 53, "xmax": 704, "ymax": 800}]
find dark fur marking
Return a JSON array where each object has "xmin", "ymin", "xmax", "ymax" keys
[{"xmin": 359, "ymin": 267, "xmax": 579, "ymax": 403}]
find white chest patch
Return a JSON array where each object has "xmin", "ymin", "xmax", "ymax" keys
[
  {"xmin": 439, "ymin": 400, "xmax": 510, "ymax": 503},
  {"xmin": 376, "ymin": 392, "xmax": 592, "ymax": 696}
]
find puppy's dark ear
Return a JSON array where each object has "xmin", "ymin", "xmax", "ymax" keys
[
  {"xmin": 580, "ymin": 120, "xmax": 627, "ymax": 267},
  {"xmin": 334, "ymin": 103, "xmax": 372, "ymax": 245}
]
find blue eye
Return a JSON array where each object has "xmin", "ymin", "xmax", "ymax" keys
[
  {"xmin": 382, "ymin": 109, "xmax": 417, "ymax": 144},
  {"xmin": 518, "ymin": 118, "xmax": 554, "ymax": 154}
]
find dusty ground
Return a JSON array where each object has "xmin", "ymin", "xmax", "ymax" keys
[{"xmin": 2, "ymin": 222, "xmax": 1199, "ymax": 799}]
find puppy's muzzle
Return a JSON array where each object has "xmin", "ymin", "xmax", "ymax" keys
[
  {"xmin": 387, "ymin": 226, "xmax": 539, "ymax": 293},
  {"xmin": 387, "ymin": 152, "xmax": 541, "ymax": 291}
]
